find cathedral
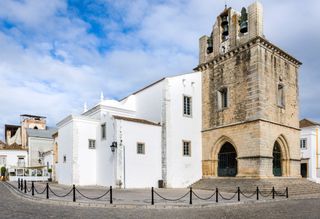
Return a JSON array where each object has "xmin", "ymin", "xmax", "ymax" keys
[{"xmin": 196, "ymin": 2, "xmax": 302, "ymax": 178}]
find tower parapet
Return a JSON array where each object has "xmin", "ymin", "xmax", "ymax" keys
[{"xmin": 199, "ymin": 2, "xmax": 263, "ymax": 64}]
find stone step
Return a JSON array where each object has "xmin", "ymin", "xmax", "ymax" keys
[{"xmin": 191, "ymin": 178, "xmax": 320, "ymax": 196}]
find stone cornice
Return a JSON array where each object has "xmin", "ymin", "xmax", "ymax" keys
[
  {"xmin": 194, "ymin": 36, "xmax": 302, "ymax": 71},
  {"xmin": 202, "ymin": 119, "xmax": 300, "ymax": 133}
]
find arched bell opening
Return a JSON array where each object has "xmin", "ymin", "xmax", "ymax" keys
[{"xmin": 218, "ymin": 142, "xmax": 237, "ymax": 177}]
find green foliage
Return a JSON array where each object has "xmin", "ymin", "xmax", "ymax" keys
[
  {"xmin": 48, "ymin": 168, "xmax": 52, "ymax": 173},
  {"xmin": 1, "ymin": 167, "xmax": 6, "ymax": 176}
]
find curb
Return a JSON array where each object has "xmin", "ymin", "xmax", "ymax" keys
[{"xmin": 3, "ymin": 182, "xmax": 317, "ymax": 209}]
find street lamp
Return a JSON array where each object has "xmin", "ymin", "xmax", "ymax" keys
[{"xmin": 110, "ymin": 141, "xmax": 117, "ymax": 152}]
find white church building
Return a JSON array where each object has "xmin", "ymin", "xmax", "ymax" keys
[
  {"xmin": 300, "ymin": 119, "xmax": 320, "ymax": 182},
  {"xmin": 56, "ymin": 72, "xmax": 202, "ymax": 188}
]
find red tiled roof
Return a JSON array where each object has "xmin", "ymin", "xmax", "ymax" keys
[
  {"xmin": 113, "ymin": 116, "xmax": 161, "ymax": 126},
  {"xmin": 300, "ymin": 119, "xmax": 320, "ymax": 128}
]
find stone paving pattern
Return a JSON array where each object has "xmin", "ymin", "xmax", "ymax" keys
[{"xmin": 2, "ymin": 182, "xmax": 320, "ymax": 218}]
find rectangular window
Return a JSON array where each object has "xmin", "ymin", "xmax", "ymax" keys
[
  {"xmin": 218, "ymin": 88, "xmax": 228, "ymax": 109},
  {"xmin": 278, "ymin": 84, "xmax": 285, "ymax": 107},
  {"xmin": 88, "ymin": 139, "xmax": 96, "ymax": 149},
  {"xmin": 63, "ymin": 155, "xmax": 67, "ymax": 163},
  {"xmin": 0, "ymin": 156, "xmax": 6, "ymax": 166},
  {"xmin": 137, "ymin": 143, "xmax": 145, "ymax": 154},
  {"xmin": 183, "ymin": 95, "xmax": 192, "ymax": 116},
  {"xmin": 17, "ymin": 157, "xmax": 25, "ymax": 167},
  {"xmin": 300, "ymin": 139, "xmax": 307, "ymax": 149},
  {"xmin": 101, "ymin": 123, "xmax": 106, "ymax": 139},
  {"xmin": 183, "ymin": 141, "xmax": 191, "ymax": 156}
]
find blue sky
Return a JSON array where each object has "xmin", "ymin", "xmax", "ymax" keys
[{"xmin": 0, "ymin": 0, "xmax": 319, "ymax": 140}]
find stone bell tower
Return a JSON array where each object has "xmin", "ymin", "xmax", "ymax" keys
[{"xmin": 195, "ymin": 2, "xmax": 302, "ymax": 178}]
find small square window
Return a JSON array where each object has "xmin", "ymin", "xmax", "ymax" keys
[
  {"xmin": 300, "ymin": 139, "xmax": 307, "ymax": 149},
  {"xmin": 183, "ymin": 95, "xmax": 192, "ymax": 116},
  {"xmin": 183, "ymin": 141, "xmax": 191, "ymax": 156},
  {"xmin": 137, "ymin": 143, "xmax": 145, "ymax": 154},
  {"xmin": 88, "ymin": 139, "xmax": 96, "ymax": 149},
  {"xmin": 101, "ymin": 123, "xmax": 106, "ymax": 139}
]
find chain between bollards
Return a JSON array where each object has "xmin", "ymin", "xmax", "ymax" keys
[
  {"xmin": 151, "ymin": 187, "xmax": 154, "ymax": 205},
  {"xmin": 189, "ymin": 187, "xmax": 192, "ymax": 205},
  {"xmin": 110, "ymin": 186, "xmax": 113, "ymax": 204}
]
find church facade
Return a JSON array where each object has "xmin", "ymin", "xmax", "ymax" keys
[{"xmin": 196, "ymin": 2, "xmax": 302, "ymax": 178}]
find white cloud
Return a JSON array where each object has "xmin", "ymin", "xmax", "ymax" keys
[{"xmin": 0, "ymin": 0, "xmax": 320, "ymax": 141}]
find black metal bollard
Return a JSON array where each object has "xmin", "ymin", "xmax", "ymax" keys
[
  {"xmin": 24, "ymin": 180, "xmax": 27, "ymax": 193},
  {"xmin": 110, "ymin": 186, "xmax": 113, "ymax": 204},
  {"xmin": 189, "ymin": 187, "xmax": 192, "ymax": 205},
  {"xmin": 18, "ymin": 178, "xmax": 20, "ymax": 189},
  {"xmin": 272, "ymin": 186, "xmax": 275, "ymax": 199},
  {"xmin": 286, "ymin": 187, "xmax": 289, "ymax": 199},
  {"xmin": 73, "ymin": 185, "xmax": 76, "ymax": 202},
  {"xmin": 151, "ymin": 187, "xmax": 154, "ymax": 205},
  {"xmin": 21, "ymin": 179, "xmax": 24, "ymax": 191},
  {"xmin": 238, "ymin": 187, "xmax": 240, "ymax": 202},
  {"xmin": 256, "ymin": 187, "xmax": 259, "ymax": 200},
  {"xmin": 32, "ymin": 181, "xmax": 34, "ymax": 196},
  {"xmin": 216, "ymin": 188, "xmax": 218, "ymax": 203},
  {"xmin": 46, "ymin": 183, "xmax": 49, "ymax": 199}
]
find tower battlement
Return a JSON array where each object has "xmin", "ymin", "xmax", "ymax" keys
[{"xmin": 199, "ymin": 2, "xmax": 264, "ymax": 64}]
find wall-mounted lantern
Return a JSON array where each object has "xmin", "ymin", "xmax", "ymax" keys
[{"xmin": 110, "ymin": 141, "xmax": 117, "ymax": 153}]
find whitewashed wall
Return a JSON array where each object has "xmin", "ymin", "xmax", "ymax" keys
[
  {"xmin": 132, "ymin": 80, "xmax": 164, "ymax": 123},
  {"xmin": 96, "ymin": 113, "xmax": 116, "ymax": 187},
  {"xmin": 116, "ymin": 119, "xmax": 162, "ymax": 188},
  {"xmin": 43, "ymin": 152, "xmax": 53, "ymax": 169},
  {"xmin": 73, "ymin": 117, "xmax": 99, "ymax": 185},
  {"xmin": 301, "ymin": 126, "xmax": 319, "ymax": 180},
  {"xmin": 165, "ymin": 72, "xmax": 202, "ymax": 188},
  {"xmin": 28, "ymin": 137, "xmax": 54, "ymax": 167},
  {"xmin": 56, "ymin": 118, "xmax": 74, "ymax": 185}
]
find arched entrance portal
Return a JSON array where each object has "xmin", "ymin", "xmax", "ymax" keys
[
  {"xmin": 218, "ymin": 142, "xmax": 237, "ymax": 177},
  {"xmin": 273, "ymin": 142, "xmax": 282, "ymax": 176}
]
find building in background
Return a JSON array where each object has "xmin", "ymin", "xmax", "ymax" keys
[
  {"xmin": 300, "ymin": 119, "xmax": 320, "ymax": 181},
  {"xmin": 0, "ymin": 114, "xmax": 56, "ymax": 181},
  {"xmin": 56, "ymin": 72, "xmax": 202, "ymax": 188},
  {"xmin": 0, "ymin": 141, "xmax": 28, "ymax": 178}
]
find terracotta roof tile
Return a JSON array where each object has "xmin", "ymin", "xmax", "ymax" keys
[
  {"xmin": 300, "ymin": 119, "xmax": 320, "ymax": 128},
  {"xmin": 113, "ymin": 116, "xmax": 161, "ymax": 126}
]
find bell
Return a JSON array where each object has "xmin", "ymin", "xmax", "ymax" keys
[
  {"xmin": 207, "ymin": 46, "xmax": 213, "ymax": 54},
  {"xmin": 222, "ymin": 25, "xmax": 229, "ymax": 36},
  {"xmin": 240, "ymin": 21, "xmax": 248, "ymax": 33},
  {"xmin": 221, "ymin": 15, "xmax": 228, "ymax": 25}
]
